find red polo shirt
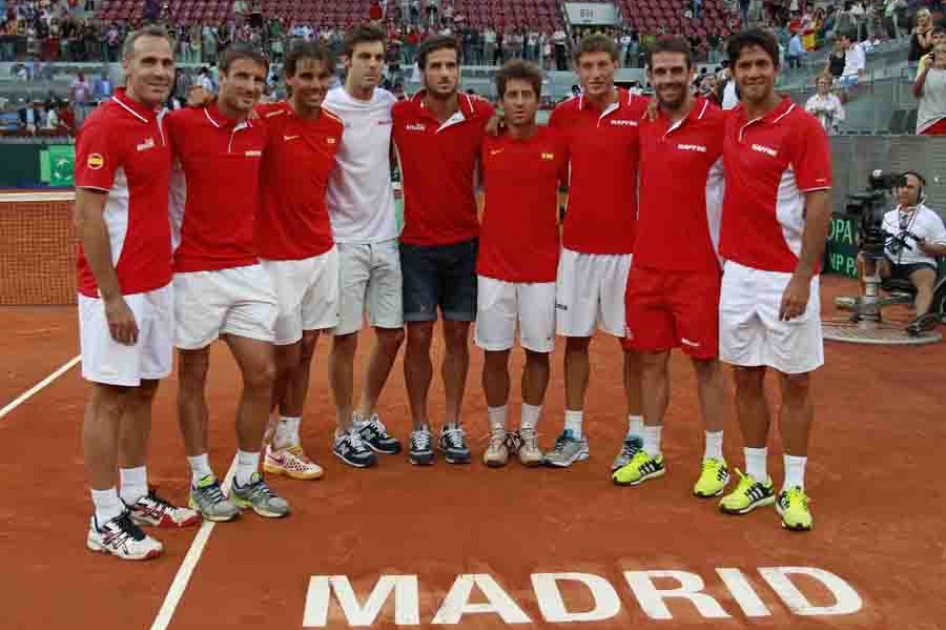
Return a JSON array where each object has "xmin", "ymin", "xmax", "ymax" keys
[
  {"xmin": 478, "ymin": 126, "xmax": 568, "ymax": 283},
  {"xmin": 635, "ymin": 97, "xmax": 725, "ymax": 272},
  {"xmin": 166, "ymin": 103, "xmax": 268, "ymax": 273},
  {"xmin": 255, "ymin": 101, "xmax": 344, "ymax": 261},
  {"xmin": 75, "ymin": 88, "xmax": 173, "ymax": 297},
  {"xmin": 392, "ymin": 91, "xmax": 494, "ymax": 246},
  {"xmin": 720, "ymin": 98, "xmax": 832, "ymax": 273},
  {"xmin": 549, "ymin": 89, "xmax": 650, "ymax": 255}
]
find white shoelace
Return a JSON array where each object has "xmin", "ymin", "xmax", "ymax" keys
[
  {"xmin": 412, "ymin": 429, "xmax": 432, "ymax": 450},
  {"xmin": 443, "ymin": 427, "xmax": 466, "ymax": 448}
]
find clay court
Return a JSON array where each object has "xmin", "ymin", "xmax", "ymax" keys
[{"xmin": 2, "ymin": 194, "xmax": 945, "ymax": 629}]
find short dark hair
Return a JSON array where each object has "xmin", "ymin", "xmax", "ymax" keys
[
  {"xmin": 726, "ymin": 28, "xmax": 780, "ymax": 69},
  {"xmin": 219, "ymin": 42, "xmax": 269, "ymax": 75},
  {"xmin": 573, "ymin": 33, "xmax": 618, "ymax": 64},
  {"xmin": 122, "ymin": 24, "xmax": 171, "ymax": 61},
  {"xmin": 646, "ymin": 36, "xmax": 693, "ymax": 70},
  {"xmin": 416, "ymin": 35, "xmax": 461, "ymax": 70},
  {"xmin": 495, "ymin": 59, "xmax": 543, "ymax": 100},
  {"xmin": 838, "ymin": 29, "xmax": 856, "ymax": 42},
  {"xmin": 933, "ymin": 26, "xmax": 946, "ymax": 36},
  {"xmin": 344, "ymin": 23, "xmax": 386, "ymax": 58},
  {"xmin": 285, "ymin": 41, "xmax": 335, "ymax": 78}
]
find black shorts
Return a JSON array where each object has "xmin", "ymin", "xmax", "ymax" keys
[
  {"xmin": 887, "ymin": 260, "xmax": 937, "ymax": 282},
  {"xmin": 400, "ymin": 238, "xmax": 478, "ymax": 322}
]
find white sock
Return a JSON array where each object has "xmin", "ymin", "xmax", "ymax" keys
[
  {"xmin": 235, "ymin": 450, "xmax": 260, "ymax": 486},
  {"xmin": 564, "ymin": 410, "xmax": 583, "ymax": 438},
  {"xmin": 91, "ymin": 487, "xmax": 124, "ymax": 525},
  {"xmin": 520, "ymin": 403, "xmax": 542, "ymax": 429},
  {"xmin": 188, "ymin": 453, "xmax": 214, "ymax": 486},
  {"xmin": 627, "ymin": 414, "xmax": 644, "ymax": 439},
  {"xmin": 487, "ymin": 405, "xmax": 508, "ymax": 429},
  {"xmin": 274, "ymin": 415, "xmax": 301, "ymax": 449},
  {"xmin": 643, "ymin": 425, "xmax": 662, "ymax": 458},
  {"xmin": 703, "ymin": 431, "xmax": 724, "ymax": 462},
  {"xmin": 119, "ymin": 465, "xmax": 148, "ymax": 506},
  {"xmin": 744, "ymin": 447, "xmax": 768, "ymax": 483},
  {"xmin": 783, "ymin": 455, "xmax": 807, "ymax": 491}
]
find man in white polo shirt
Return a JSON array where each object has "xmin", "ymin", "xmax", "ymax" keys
[
  {"xmin": 324, "ymin": 23, "xmax": 405, "ymax": 468},
  {"xmin": 858, "ymin": 171, "xmax": 946, "ymax": 333}
]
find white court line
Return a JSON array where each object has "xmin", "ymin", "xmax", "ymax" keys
[
  {"xmin": 0, "ymin": 355, "xmax": 81, "ymax": 420},
  {"xmin": 149, "ymin": 456, "xmax": 238, "ymax": 630}
]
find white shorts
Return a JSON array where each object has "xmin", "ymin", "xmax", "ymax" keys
[
  {"xmin": 261, "ymin": 247, "xmax": 340, "ymax": 346},
  {"xmin": 78, "ymin": 283, "xmax": 174, "ymax": 387},
  {"xmin": 719, "ymin": 261, "xmax": 824, "ymax": 375},
  {"xmin": 335, "ymin": 240, "xmax": 403, "ymax": 336},
  {"xmin": 555, "ymin": 248, "xmax": 632, "ymax": 338},
  {"xmin": 173, "ymin": 264, "xmax": 278, "ymax": 350},
  {"xmin": 474, "ymin": 276, "xmax": 556, "ymax": 353}
]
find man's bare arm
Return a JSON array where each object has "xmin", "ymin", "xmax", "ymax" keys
[
  {"xmin": 74, "ymin": 188, "xmax": 139, "ymax": 344},
  {"xmin": 780, "ymin": 189, "xmax": 832, "ymax": 321}
]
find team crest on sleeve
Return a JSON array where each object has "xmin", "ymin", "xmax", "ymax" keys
[
  {"xmin": 87, "ymin": 153, "xmax": 105, "ymax": 170},
  {"xmin": 541, "ymin": 152, "xmax": 555, "ymax": 161}
]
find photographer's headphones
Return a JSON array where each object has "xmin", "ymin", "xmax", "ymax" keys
[{"xmin": 901, "ymin": 170, "xmax": 927, "ymax": 205}]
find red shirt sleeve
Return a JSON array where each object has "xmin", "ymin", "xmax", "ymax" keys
[
  {"xmin": 790, "ymin": 113, "xmax": 832, "ymax": 192},
  {"xmin": 74, "ymin": 115, "xmax": 123, "ymax": 190}
]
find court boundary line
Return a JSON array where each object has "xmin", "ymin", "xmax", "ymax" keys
[
  {"xmin": 148, "ymin": 456, "xmax": 237, "ymax": 630},
  {"xmin": 0, "ymin": 355, "xmax": 81, "ymax": 420}
]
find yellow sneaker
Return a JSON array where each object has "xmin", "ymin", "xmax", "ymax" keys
[
  {"xmin": 264, "ymin": 444, "xmax": 324, "ymax": 480},
  {"xmin": 776, "ymin": 487, "xmax": 813, "ymax": 531},
  {"xmin": 612, "ymin": 451, "xmax": 665, "ymax": 486},
  {"xmin": 693, "ymin": 458, "xmax": 730, "ymax": 498},
  {"xmin": 719, "ymin": 469, "xmax": 775, "ymax": 514}
]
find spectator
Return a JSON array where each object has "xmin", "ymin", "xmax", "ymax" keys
[
  {"xmin": 918, "ymin": 26, "xmax": 946, "ymax": 68},
  {"xmin": 909, "ymin": 8, "xmax": 934, "ymax": 63},
  {"xmin": 195, "ymin": 65, "xmax": 214, "ymax": 93},
  {"xmin": 93, "ymin": 70, "xmax": 113, "ymax": 101},
  {"xmin": 825, "ymin": 37, "xmax": 846, "ymax": 78},
  {"xmin": 913, "ymin": 42, "xmax": 946, "ymax": 134},
  {"xmin": 70, "ymin": 70, "xmax": 91, "ymax": 126},
  {"xmin": 740, "ymin": 0, "xmax": 750, "ymax": 25},
  {"xmin": 840, "ymin": 30, "xmax": 865, "ymax": 83},
  {"xmin": 806, "ymin": 74, "xmax": 845, "ymax": 134},
  {"xmin": 787, "ymin": 27, "xmax": 804, "ymax": 69},
  {"xmin": 368, "ymin": 0, "xmax": 383, "ymax": 22},
  {"xmin": 693, "ymin": 0, "xmax": 703, "ymax": 20},
  {"xmin": 552, "ymin": 26, "xmax": 567, "ymax": 70}
]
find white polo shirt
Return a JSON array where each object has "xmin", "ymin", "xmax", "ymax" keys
[
  {"xmin": 883, "ymin": 204, "xmax": 946, "ymax": 266},
  {"xmin": 324, "ymin": 86, "xmax": 398, "ymax": 244},
  {"xmin": 842, "ymin": 43, "xmax": 866, "ymax": 77}
]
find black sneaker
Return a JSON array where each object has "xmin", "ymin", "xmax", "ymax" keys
[
  {"xmin": 357, "ymin": 414, "xmax": 402, "ymax": 454},
  {"xmin": 906, "ymin": 312, "xmax": 940, "ymax": 336},
  {"xmin": 408, "ymin": 427, "xmax": 435, "ymax": 466},
  {"xmin": 438, "ymin": 424, "xmax": 471, "ymax": 464},
  {"xmin": 333, "ymin": 429, "xmax": 377, "ymax": 468}
]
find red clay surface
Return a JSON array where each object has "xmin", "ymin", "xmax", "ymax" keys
[{"xmin": 1, "ymin": 275, "xmax": 944, "ymax": 630}]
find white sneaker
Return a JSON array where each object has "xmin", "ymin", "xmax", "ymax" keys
[
  {"xmin": 86, "ymin": 513, "xmax": 163, "ymax": 561},
  {"xmin": 517, "ymin": 426, "xmax": 543, "ymax": 467},
  {"xmin": 483, "ymin": 425, "xmax": 509, "ymax": 468}
]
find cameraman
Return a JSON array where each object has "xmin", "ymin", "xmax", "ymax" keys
[{"xmin": 857, "ymin": 172, "xmax": 946, "ymax": 329}]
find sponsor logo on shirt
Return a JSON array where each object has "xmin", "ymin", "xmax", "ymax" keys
[
  {"xmin": 245, "ymin": 150, "xmax": 262, "ymax": 157},
  {"xmin": 681, "ymin": 337, "xmax": 701, "ymax": 348},
  {"xmin": 541, "ymin": 152, "xmax": 555, "ymax": 160},
  {"xmin": 489, "ymin": 148, "xmax": 504, "ymax": 156},
  {"xmin": 610, "ymin": 119, "xmax": 638, "ymax": 127},
  {"xmin": 284, "ymin": 135, "xmax": 300, "ymax": 141},
  {"xmin": 751, "ymin": 143, "xmax": 778, "ymax": 157},
  {"xmin": 555, "ymin": 303, "xmax": 568, "ymax": 311},
  {"xmin": 326, "ymin": 137, "xmax": 338, "ymax": 145},
  {"xmin": 136, "ymin": 137, "xmax": 155, "ymax": 152},
  {"xmin": 87, "ymin": 153, "xmax": 104, "ymax": 170},
  {"xmin": 405, "ymin": 123, "xmax": 426, "ymax": 131},
  {"xmin": 378, "ymin": 119, "xmax": 393, "ymax": 126},
  {"xmin": 677, "ymin": 144, "xmax": 707, "ymax": 153}
]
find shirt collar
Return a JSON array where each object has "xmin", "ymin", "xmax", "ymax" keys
[
  {"xmin": 735, "ymin": 96, "xmax": 795, "ymax": 126},
  {"xmin": 578, "ymin": 87, "xmax": 632, "ymax": 112},
  {"xmin": 412, "ymin": 89, "xmax": 474, "ymax": 124},
  {"xmin": 111, "ymin": 87, "xmax": 160, "ymax": 123},
  {"xmin": 204, "ymin": 101, "xmax": 252, "ymax": 129}
]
